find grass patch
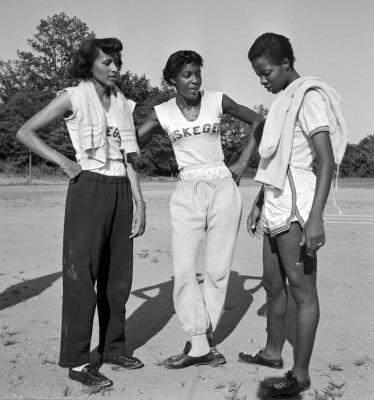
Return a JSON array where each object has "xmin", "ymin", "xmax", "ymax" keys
[
  {"xmin": 225, "ymin": 381, "xmax": 247, "ymax": 400},
  {"xmin": 3, "ymin": 339, "xmax": 18, "ymax": 346},
  {"xmin": 327, "ymin": 363, "xmax": 343, "ymax": 371},
  {"xmin": 311, "ymin": 378, "xmax": 346, "ymax": 399}
]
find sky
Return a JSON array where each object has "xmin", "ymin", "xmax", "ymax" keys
[{"xmin": 0, "ymin": 0, "xmax": 373, "ymax": 144}]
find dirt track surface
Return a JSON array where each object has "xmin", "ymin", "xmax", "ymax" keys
[{"xmin": 1, "ymin": 178, "xmax": 373, "ymax": 399}]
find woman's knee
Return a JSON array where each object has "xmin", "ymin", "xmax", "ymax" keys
[
  {"xmin": 262, "ymin": 277, "xmax": 286, "ymax": 298},
  {"xmin": 289, "ymin": 281, "xmax": 318, "ymax": 305}
]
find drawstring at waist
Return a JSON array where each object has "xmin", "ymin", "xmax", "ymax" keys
[{"xmin": 193, "ymin": 180, "xmax": 217, "ymax": 197}]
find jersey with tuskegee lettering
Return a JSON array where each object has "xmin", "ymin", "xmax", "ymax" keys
[{"xmin": 154, "ymin": 91, "xmax": 224, "ymax": 170}]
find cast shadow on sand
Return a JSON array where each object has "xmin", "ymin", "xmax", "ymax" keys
[
  {"xmin": 213, "ymin": 271, "xmax": 263, "ymax": 346},
  {"xmin": 0, "ymin": 271, "xmax": 62, "ymax": 311},
  {"xmin": 256, "ymin": 285, "xmax": 299, "ymax": 358},
  {"xmin": 122, "ymin": 271, "xmax": 263, "ymax": 354}
]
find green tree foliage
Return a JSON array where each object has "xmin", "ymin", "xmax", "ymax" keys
[
  {"xmin": 221, "ymin": 104, "xmax": 268, "ymax": 176},
  {"xmin": 118, "ymin": 74, "xmax": 177, "ymax": 175},
  {"xmin": 0, "ymin": 12, "xmax": 94, "ymax": 101},
  {"xmin": 340, "ymin": 135, "xmax": 374, "ymax": 177},
  {"xmin": 0, "ymin": 13, "xmax": 93, "ymax": 166}
]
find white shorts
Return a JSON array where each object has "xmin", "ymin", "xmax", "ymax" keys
[{"xmin": 262, "ymin": 166, "xmax": 316, "ymax": 236}]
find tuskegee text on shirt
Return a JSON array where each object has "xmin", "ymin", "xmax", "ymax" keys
[{"xmin": 168, "ymin": 122, "xmax": 221, "ymax": 143}]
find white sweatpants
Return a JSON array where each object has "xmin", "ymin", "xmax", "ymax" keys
[{"xmin": 170, "ymin": 177, "xmax": 242, "ymax": 336}]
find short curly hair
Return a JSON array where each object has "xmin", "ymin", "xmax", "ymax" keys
[
  {"xmin": 68, "ymin": 37, "xmax": 123, "ymax": 80},
  {"xmin": 163, "ymin": 50, "xmax": 204, "ymax": 86},
  {"xmin": 248, "ymin": 33, "xmax": 295, "ymax": 68}
]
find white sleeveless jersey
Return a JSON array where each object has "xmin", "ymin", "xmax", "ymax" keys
[{"xmin": 154, "ymin": 90, "xmax": 226, "ymax": 171}]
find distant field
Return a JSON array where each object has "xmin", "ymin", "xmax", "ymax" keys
[{"xmin": 1, "ymin": 172, "xmax": 373, "ymax": 188}]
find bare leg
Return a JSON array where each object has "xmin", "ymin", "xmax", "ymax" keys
[
  {"xmin": 277, "ymin": 222, "xmax": 319, "ymax": 381},
  {"xmin": 261, "ymin": 233, "xmax": 288, "ymax": 360}
]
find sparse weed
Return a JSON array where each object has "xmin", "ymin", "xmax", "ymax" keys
[
  {"xmin": 153, "ymin": 358, "xmax": 164, "ymax": 366},
  {"xmin": 1, "ymin": 324, "xmax": 9, "ymax": 330},
  {"xmin": 2, "ymin": 331, "xmax": 18, "ymax": 338},
  {"xmin": 4, "ymin": 339, "xmax": 17, "ymax": 346},
  {"xmin": 39, "ymin": 353, "xmax": 57, "ymax": 365},
  {"xmin": 62, "ymin": 385, "xmax": 71, "ymax": 397},
  {"xmin": 111, "ymin": 365, "xmax": 122, "ymax": 372},
  {"xmin": 353, "ymin": 358, "xmax": 366, "ymax": 366},
  {"xmin": 225, "ymin": 381, "xmax": 246, "ymax": 400},
  {"xmin": 151, "ymin": 256, "xmax": 159, "ymax": 263},
  {"xmin": 138, "ymin": 250, "xmax": 150, "ymax": 258},
  {"xmin": 214, "ymin": 381, "xmax": 225, "ymax": 390},
  {"xmin": 311, "ymin": 379, "xmax": 346, "ymax": 400},
  {"xmin": 179, "ymin": 380, "xmax": 185, "ymax": 388},
  {"xmin": 327, "ymin": 363, "xmax": 343, "ymax": 371}
]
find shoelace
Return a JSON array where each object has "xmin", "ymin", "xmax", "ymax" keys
[
  {"xmin": 274, "ymin": 374, "xmax": 296, "ymax": 390},
  {"xmin": 171, "ymin": 353, "xmax": 185, "ymax": 361},
  {"xmin": 242, "ymin": 347, "xmax": 263, "ymax": 357},
  {"xmin": 85, "ymin": 367, "xmax": 107, "ymax": 382}
]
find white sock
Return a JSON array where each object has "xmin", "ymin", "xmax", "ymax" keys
[
  {"xmin": 189, "ymin": 334, "xmax": 210, "ymax": 357},
  {"xmin": 71, "ymin": 363, "xmax": 89, "ymax": 372}
]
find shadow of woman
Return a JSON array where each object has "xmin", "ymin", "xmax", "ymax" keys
[
  {"xmin": 124, "ymin": 277, "xmax": 176, "ymax": 354},
  {"xmin": 213, "ymin": 271, "xmax": 263, "ymax": 346},
  {"xmin": 256, "ymin": 284, "xmax": 297, "ymax": 356},
  {"xmin": 0, "ymin": 271, "xmax": 62, "ymax": 311},
  {"xmin": 119, "ymin": 271, "xmax": 264, "ymax": 354}
]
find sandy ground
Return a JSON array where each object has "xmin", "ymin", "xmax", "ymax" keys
[{"xmin": 0, "ymin": 176, "xmax": 373, "ymax": 400}]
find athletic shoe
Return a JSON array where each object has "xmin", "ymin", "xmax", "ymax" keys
[
  {"xmin": 238, "ymin": 348, "xmax": 284, "ymax": 369},
  {"xmin": 163, "ymin": 351, "xmax": 212, "ymax": 369},
  {"xmin": 68, "ymin": 365, "xmax": 113, "ymax": 387},
  {"xmin": 267, "ymin": 370, "xmax": 311, "ymax": 398},
  {"xmin": 207, "ymin": 336, "xmax": 226, "ymax": 366},
  {"xmin": 103, "ymin": 354, "xmax": 144, "ymax": 369},
  {"xmin": 210, "ymin": 346, "xmax": 227, "ymax": 367}
]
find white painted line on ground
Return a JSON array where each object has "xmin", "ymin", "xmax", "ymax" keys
[
  {"xmin": 325, "ymin": 214, "xmax": 374, "ymax": 217},
  {"xmin": 325, "ymin": 221, "xmax": 374, "ymax": 224},
  {"xmin": 326, "ymin": 217, "xmax": 374, "ymax": 221}
]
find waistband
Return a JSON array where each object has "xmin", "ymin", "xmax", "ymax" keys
[
  {"xmin": 179, "ymin": 162, "xmax": 231, "ymax": 181},
  {"xmin": 78, "ymin": 170, "xmax": 130, "ymax": 184}
]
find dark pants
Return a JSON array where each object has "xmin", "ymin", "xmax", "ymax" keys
[{"xmin": 59, "ymin": 171, "xmax": 133, "ymax": 368}]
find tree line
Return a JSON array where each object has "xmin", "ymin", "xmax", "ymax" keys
[{"xmin": 0, "ymin": 13, "xmax": 372, "ymax": 178}]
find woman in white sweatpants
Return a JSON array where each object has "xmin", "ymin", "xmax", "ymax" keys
[{"xmin": 138, "ymin": 50, "xmax": 263, "ymax": 369}]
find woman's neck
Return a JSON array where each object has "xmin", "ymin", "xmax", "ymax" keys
[
  {"xmin": 176, "ymin": 91, "xmax": 201, "ymax": 109},
  {"xmin": 285, "ymin": 69, "xmax": 300, "ymax": 89},
  {"xmin": 93, "ymin": 79, "xmax": 111, "ymax": 100}
]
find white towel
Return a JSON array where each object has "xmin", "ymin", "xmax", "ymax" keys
[
  {"xmin": 255, "ymin": 76, "xmax": 347, "ymax": 190},
  {"xmin": 75, "ymin": 79, "xmax": 139, "ymax": 165}
]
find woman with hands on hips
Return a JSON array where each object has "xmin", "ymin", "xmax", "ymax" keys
[{"xmin": 16, "ymin": 37, "xmax": 146, "ymax": 388}]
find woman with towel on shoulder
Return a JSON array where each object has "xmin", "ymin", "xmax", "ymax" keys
[
  {"xmin": 238, "ymin": 33, "xmax": 347, "ymax": 398},
  {"xmin": 16, "ymin": 38, "xmax": 145, "ymax": 388}
]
